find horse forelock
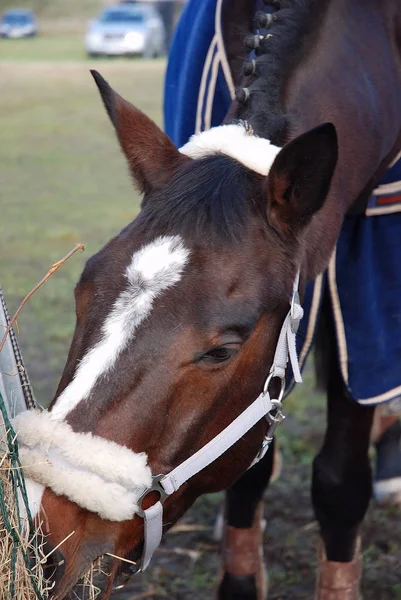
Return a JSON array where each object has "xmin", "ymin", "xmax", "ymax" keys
[{"xmin": 137, "ymin": 152, "xmax": 270, "ymax": 245}]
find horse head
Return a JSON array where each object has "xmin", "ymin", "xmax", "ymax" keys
[{"xmin": 17, "ymin": 71, "xmax": 337, "ymax": 599}]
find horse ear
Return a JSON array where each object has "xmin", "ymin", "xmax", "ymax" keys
[
  {"xmin": 266, "ymin": 123, "xmax": 338, "ymax": 232},
  {"xmin": 90, "ymin": 70, "xmax": 189, "ymax": 195}
]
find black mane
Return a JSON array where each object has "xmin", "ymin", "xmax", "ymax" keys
[
  {"xmin": 232, "ymin": 0, "xmax": 330, "ymax": 145},
  {"xmin": 136, "ymin": 154, "xmax": 263, "ymax": 244}
]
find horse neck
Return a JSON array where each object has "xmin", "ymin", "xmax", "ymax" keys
[
  {"xmin": 289, "ymin": 0, "xmax": 401, "ymax": 277},
  {"xmin": 287, "ymin": 0, "xmax": 401, "ymax": 195},
  {"xmin": 227, "ymin": 0, "xmax": 401, "ymax": 278}
]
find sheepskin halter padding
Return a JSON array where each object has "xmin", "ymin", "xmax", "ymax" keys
[
  {"xmin": 13, "ymin": 409, "xmax": 152, "ymax": 521},
  {"xmin": 179, "ymin": 123, "xmax": 281, "ymax": 175}
]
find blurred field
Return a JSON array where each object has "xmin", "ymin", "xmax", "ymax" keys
[
  {"xmin": 1, "ymin": 56, "xmax": 163, "ymax": 399},
  {"xmin": 0, "ymin": 35, "xmax": 90, "ymax": 60},
  {"xmin": 0, "ymin": 36, "xmax": 169, "ymax": 61},
  {"xmin": 0, "ymin": 0, "xmax": 106, "ymax": 18},
  {"xmin": 0, "ymin": 0, "xmax": 106, "ymax": 36},
  {"xmin": 1, "ymin": 35, "xmax": 400, "ymax": 600},
  {"xmin": 0, "ymin": 0, "xmax": 182, "ymax": 34}
]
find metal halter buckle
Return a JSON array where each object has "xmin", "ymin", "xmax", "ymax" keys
[
  {"xmin": 254, "ymin": 372, "xmax": 287, "ymax": 462},
  {"xmin": 290, "ymin": 290, "xmax": 301, "ymax": 333},
  {"xmin": 136, "ymin": 474, "xmax": 168, "ymax": 518},
  {"xmin": 255, "ymin": 399, "xmax": 286, "ymax": 461},
  {"xmin": 266, "ymin": 399, "xmax": 285, "ymax": 433}
]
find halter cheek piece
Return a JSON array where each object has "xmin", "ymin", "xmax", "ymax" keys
[{"xmin": 134, "ymin": 272, "xmax": 303, "ymax": 572}]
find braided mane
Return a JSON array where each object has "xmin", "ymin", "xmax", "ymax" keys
[{"xmin": 232, "ymin": 0, "xmax": 330, "ymax": 145}]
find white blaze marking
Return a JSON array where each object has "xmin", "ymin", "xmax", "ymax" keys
[{"xmin": 51, "ymin": 235, "xmax": 190, "ymax": 421}]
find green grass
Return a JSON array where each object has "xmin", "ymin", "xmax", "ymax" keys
[
  {"xmin": 0, "ymin": 35, "xmax": 89, "ymax": 61},
  {"xmin": 0, "ymin": 35, "xmax": 169, "ymax": 61},
  {"xmin": 1, "ymin": 58, "xmax": 165, "ymax": 401}
]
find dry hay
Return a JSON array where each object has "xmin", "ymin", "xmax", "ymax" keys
[
  {"xmin": 0, "ymin": 246, "xmax": 106, "ymax": 599},
  {"xmin": 0, "ymin": 401, "xmax": 49, "ymax": 600},
  {"xmin": 0, "ymin": 396, "xmax": 107, "ymax": 599},
  {"xmin": 71, "ymin": 560, "xmax": 108, "ymax": 600}
]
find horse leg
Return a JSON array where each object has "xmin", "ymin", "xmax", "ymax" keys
[
  {"xmin": 371, "ymin": 404, "xmax": 401, "ymax": 506},
  {"xmin": 312, "ymin": 310, "xmax": 374, "ymax": 600},
  {"xmin": 217, "ymin": 441, "xmax": 276, "ymax": 600}
]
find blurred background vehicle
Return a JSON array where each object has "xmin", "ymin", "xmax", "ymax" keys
[
  {"xmin": 0, "ymin": 8, "xmax": 37, "ymax": 38},
  {"xmin": 120, "ymin": 0, "xmax": 177, "ymax": 47},
  {"xmin": 85, "ymin": 3, "xmax": 166, "ymax": 58}
]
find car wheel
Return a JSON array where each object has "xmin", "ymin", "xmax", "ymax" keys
[
  {"xmin": 142, "ymin": 46, "xmax": 152, "ymax": 59},
  {"xmin": 157, "ymin": 42, "xmax": 166, "ymax": 58},
  {"xmin": 151, "ymin": 43, "xmax": 163, "ymax": 59}
]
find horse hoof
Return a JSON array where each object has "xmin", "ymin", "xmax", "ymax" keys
[
  {"xmin": 314, "ymin": 537, "xmax": 362, "ymax": 600},
  {"xmin": 217, "ymin": 503, "xmax": 268, "ymax": 600}
]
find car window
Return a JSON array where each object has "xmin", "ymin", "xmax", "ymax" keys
[
  {"xmin": 99, "ymin": 10, "xmax": 145, "ymax": 24},
  {"xmin": 3, "ymin": 14, "xmax": 32, "ymax": 25}
]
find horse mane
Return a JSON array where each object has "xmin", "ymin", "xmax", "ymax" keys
[
  {"xmin": 136, "ymin": 154, "xmax": 264, "ymax": 245},
  {"xmin": 231, "ymin": 0, "xmax": 331, "ymax": 145}
]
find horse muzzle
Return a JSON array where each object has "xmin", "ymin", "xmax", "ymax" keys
[{"xmin": 46, "ymin": 542, "xmax": 116, "ymax": 600}]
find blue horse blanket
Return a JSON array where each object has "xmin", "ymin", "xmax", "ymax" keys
[{"xmin": 164, "ymin": 0, "xmax": 401, "ymax": 406}]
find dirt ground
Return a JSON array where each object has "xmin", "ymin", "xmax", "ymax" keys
[{"xmin": 112, "ymin": 403, "xmax": 401, "ymax": 600}]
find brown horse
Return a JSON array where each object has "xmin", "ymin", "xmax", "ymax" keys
[{"xmin": 15, "ymin": 1, "xmax": 401, "ymax": 598}]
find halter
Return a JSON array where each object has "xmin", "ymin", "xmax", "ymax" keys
[
  {"xmin": 13, "ymin": 119, "xmax": 305, "ymax": 571},
  {"xmin": 134, "ymin": 273, "xmax": 303, "ymax": 571},
  {"xmin": 14, "ymin": 277, "xmax": 303, "ymax": 572}
]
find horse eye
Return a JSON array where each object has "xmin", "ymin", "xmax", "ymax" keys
[{"xmin": 202, "ymin": 346, "xmax": 234, "ymax": 363}]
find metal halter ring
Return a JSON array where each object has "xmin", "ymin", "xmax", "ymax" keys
[
  {"xmin": 263, "ymin": 371, "xmax": 285, "ymax": 403},
  {"xmin": 136, "ymin": 474, "xmax": 168, "ymax": 518}
]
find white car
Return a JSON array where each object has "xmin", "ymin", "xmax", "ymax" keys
[{"xmin": 85, "ymin": 4, "xmax": 166, "ymax": 58}]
